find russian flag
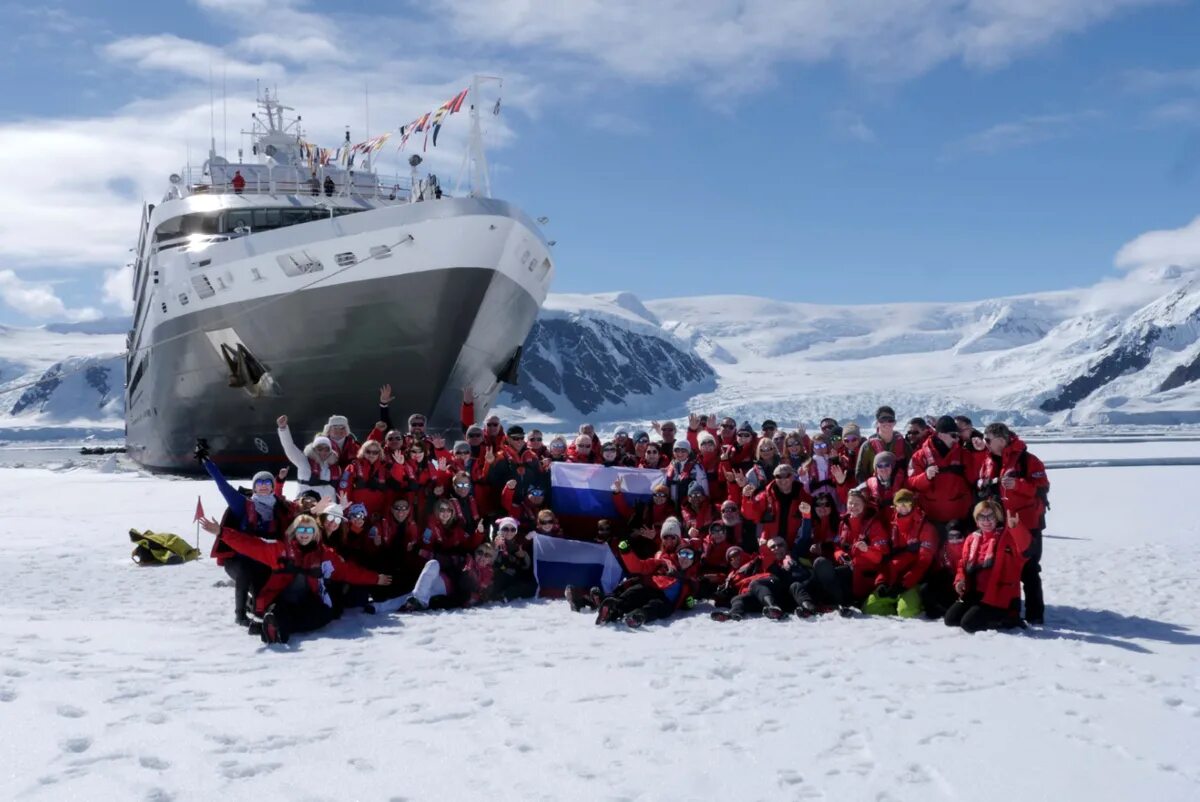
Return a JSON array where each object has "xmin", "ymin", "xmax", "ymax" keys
[
  {"xmin": 532, "ymin": 533, "xmax": 625, "ymax": 598},
  {"xmin": 550, "ymin": 462, "xmax": 664, "ymax": 517}
]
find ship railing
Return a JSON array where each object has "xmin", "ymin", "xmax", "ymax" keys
[{"xmin": 180, "ymin": 167, "xmax": 414, "ymax": 202}]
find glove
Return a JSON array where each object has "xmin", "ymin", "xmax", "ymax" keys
[
  {"xmin": 684, "ymin": 595, "xmax": 697, "ymax": 609},
  {"xmin": 193, "ymin": 438, "xmax": 210, "ymax": 463},
  {"xmin": 617, "ymin": 540, "xmax": 631, "ymax": 553}
]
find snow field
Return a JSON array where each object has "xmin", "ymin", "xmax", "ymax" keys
[{"xmin": 0, "ymin": 460, "xmax": 1198, "ymax": 801}]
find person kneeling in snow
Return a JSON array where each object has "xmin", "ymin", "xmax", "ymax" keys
[
  {"xmin": 944, "ymin": 500, "xmax": 1030, "ymax": 634},
  {"xmin": 199, "ymin": 514, "xmax": 391, "ymax": 644}
]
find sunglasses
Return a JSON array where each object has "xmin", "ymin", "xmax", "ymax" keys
[
  {"xmin": 813, "ymin": 443, "xmax": 829, "ymax": 451},
  {"xmin": 603, "ymin": 448, "xmax": 617, "ymax": 453},
  {"xmin": 776, "ymin": 472, "xmax": 795, "ymax": 479},
  {"xmin": 844, "ymin": 435, "xmax": 861, "ymax": 442},
  {"xmin": 392, "ymin": 505, "xmax": 409, "ymax": 512},
  {"xmin": 453, "ymin": 481, "xmax": 471, "ymax": 489},
  {"xmin": 976, "ymin": 512, "xmax": 997, "ymax": 521},
  {"xmin": 661, "ymin": 426, "xmax": 676, "ymax": 431},
  {"xmin": 720, "ymin": 423, "xmax": 734, "ymax": 429},
  {"xmin": 468, "ymin": 433, "xmax": 483, "ymax": 439},
  {"xmin": 254, "ymin": 478, "xmax": 274, "ymax": 485},
  {"xmin": 736, "ymin": 432, "xmax": 752, "ymax": 438},
  {"xmin": 528, "ymin": 437, "xmax": 543, "ymax": 443},
  {"xmin": 528, "ymin": 488, "xmax": 545, "ymax": 496},
  {"xmin": 498, "ymin": 526, "xmax": 517, "ymax": 533},
  {"xmin": 662, "ymin": 533, "xmax": 679, "ymax": 539},
  {"xmin": 411, "ymin": 420, "xmax": 426, "ymax": 427},
  {"xmin": 363, "ymin": 449, "xmax": 382, "ymax": 456},
  {"xmin": 878, "ymin": 417, "xmax": 896, "ymax": 424},
  {"xmin": 537, "ymin": 520, "xmax": 556, "ymax": 527},
  {"xmin": 653, "ymin": 491, "xmax": 668, "ymax": 498},
  {"xmin": 295, "ymin": 526, "xmax": 316, "ymax": 534},
  {"xmin": 673, "ymin": 447, "xmax": 688, "ymax": 453},
  {"xmin": 510, "ymin": 434, "xmax": 525, "ymax": 440},
  {"xmin": 350, "ymin": 513, "xmax": 367, "ymax": 520},
  {"xmin": 769, "ymin": 542, "xmax": 787, "ymax": 550},
  {"xmin": 454, "ymin": 449, "xmax": 470, "ymax": 456},
  {"xmin": 486, "ymin": 422, "xmax": 501, "ymax": 428},
  {"xmin": 678, "ymin": 549, "xmax": 696, "ymax": 560}
]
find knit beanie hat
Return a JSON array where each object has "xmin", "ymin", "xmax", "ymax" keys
[
  {"xmin": 660, "ymin": 517, "xmax": 683, "ymax": 537},
  {"xmin": 252, "ymin": 470, "xmax": 275, "ymax": 486}
]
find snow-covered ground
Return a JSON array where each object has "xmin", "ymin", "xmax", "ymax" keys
[{"xmin": 1, "ymin": 447, "xmax": 1198, "ymax": 801}]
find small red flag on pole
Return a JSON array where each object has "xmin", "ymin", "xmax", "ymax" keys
[{"xmin": 193, "ymin": 495, "xmax": 205, "ymax": 554}]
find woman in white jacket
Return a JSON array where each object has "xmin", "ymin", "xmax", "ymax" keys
[{"xmin": 277, "ymin": 414, "xmax": 341, "ymax": 501}]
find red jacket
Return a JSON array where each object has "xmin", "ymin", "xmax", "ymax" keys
[
  {"xmin": 859, "ymin": 473, "xmax": 907, "ymax": 525},
  {"xmin": 843, "ymin": 513, "xmax": 891, "ymax": 599},
  {"xmin": 338, "ymin": 457, "xmax": 393, "ymax": 518},
  {"xmin": 619, "ymin": 550, "xmax": 698, "ymax": 608},
  {"xmin": 907, "ymin": 439, "xmax": 974, "ymax": 524},
  {"xmin": 680, "ymin": 500, "xmax": 715, "ymax": 534},
  {"xmin": 218, "ymin": 528, "xmax": 380, "ymax": 614},
  {"xmin": 978, "ymin": 436, "xmax": 1049, "ymax": 530},
  {"xmin": 957, "ymin": 524, "xmax": 1031, "ymax": 609},
  {"xmin": 741, "ymin": 481, "xmax": 811, "ymax": 548},
  {"xmin": 880, "ymin": 509, "xmax": 939, "ymax": 590},
  {"xmin": 329, "ymin": 433, "xmax": 362, "ymax": 468},
  {"xmin": 613, "ymin": 492, "xmax": 674, "ymax": 532}
]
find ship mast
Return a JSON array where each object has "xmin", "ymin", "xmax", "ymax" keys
[{"xmin": 464, "ymin": 74, "xmax": 500, "ymax": 199}]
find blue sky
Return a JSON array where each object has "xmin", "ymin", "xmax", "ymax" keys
[{"xmin": 1, "ymin": 0, "xmax": 1199, "ymax": 324}]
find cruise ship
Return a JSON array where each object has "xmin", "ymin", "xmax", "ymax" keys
[{"xmin": 125, "ymin": 84, "xmax": 553, "ymax": 473}]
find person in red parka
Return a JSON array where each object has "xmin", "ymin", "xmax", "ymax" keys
[
  {"xmin": 863, "ymin": 489, "xmax": 938, "ymax": 617},
  {"xmin": 906, "ymin": 415, "xmax": 974, "ymax": 531},
  {"xmin": 945, "ymin": 500, "xmax": 1031, "ymax": 633},
  {"xmin": 857, "ymin": 450, "xmax": 906, "ymax": 525},
  {"xmin": 198, "ymin": 514, "xmax": 391, "ymax": 644},
  {"xmin": 977, "ymin": 423, "xmax": 1049, "ymax": 624},
  {"xmin": 338, "ymin": 440, "xmax": 393, "ymax": 519},
  {"xmin": 809, "ymin": 489, "xmax": 886, "ymax": 611},
  {"xmin": 695, "ymin": 521, "xmax": 733, "ymax": 597},
  {"xmin": 740, "ymin": 463, "xmax": 811, "ymax": 549}
]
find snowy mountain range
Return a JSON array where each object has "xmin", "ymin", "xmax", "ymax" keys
[{"xmin": 3, "ymin": 263, "xmax": 1200, "ymax": 439}]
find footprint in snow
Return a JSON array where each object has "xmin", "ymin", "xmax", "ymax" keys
[
  {"xmin": 0, "ymin": 687, "xmax": 15, "ymax": 702},
  {"xmin": 61, "ymin": 736, "xmax": 92, "ymax": 754},
  {"xmin": 139, "ymin": 756, "xmax": 171, "ymax": 771},
  {"xmin": 57, "ymin": 704, "xmax": 86, "ymax": 718}
]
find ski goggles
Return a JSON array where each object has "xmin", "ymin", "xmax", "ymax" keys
[
  {"xmin": 527, "ymin": 487, "xmax": 545, "ymax": 497},
  {"xmin": 294, "ymin": 526, "xmax": 317, "ymax": 534},
  {"xmin": 677, "ymin": 548, "xmax": 696, "ymax": 560}
]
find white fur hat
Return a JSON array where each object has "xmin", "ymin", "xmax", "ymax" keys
[{"xmin": 326, "ymin": 415, "xmax": 349, "ymax": 429}]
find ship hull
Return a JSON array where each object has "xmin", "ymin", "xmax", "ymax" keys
[{"xmin": 126, "ymin": 198, "xmax": 550, "ymax": 475}]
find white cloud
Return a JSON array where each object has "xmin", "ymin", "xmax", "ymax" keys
[
  {"xmin": 103, "ymin": 264, "xmax": 134, "ymax": 314},
  {"xmin": 1114, "ymin": 214, "xmax": 1200, "ymax": 272},
  {"xmin": 829, "ymin": 109, "xmax": 876, "ymax": 143},
  {"xmin": 1148, "ymin": 99, "xmax": 1200, "ymax": 125},
  {"xmin": 433, "ymin": 0, "xmax": 1173, "ymax": 89},
  {"xmin": 945, "ymin": 110, "xmax": 1099, "ymax": 156},
  {"xmin": 0, "ymin": 270, "xmax": 100, "ymax": 321},
  {"xmin": 103, "ymin": 34, "xmax": 283, "ymax": 81}
]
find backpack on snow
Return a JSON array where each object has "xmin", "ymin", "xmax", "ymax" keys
[{"xmin": 129, "ymin": 529, "xmax": 201, "ymax": 565}]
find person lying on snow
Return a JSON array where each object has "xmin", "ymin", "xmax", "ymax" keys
[
  {"xmin": 944, "ymin": 500, "xmax": 1031, "ymax": 634},
  {"xmin": 199, "ymin": 514, "xmax": 391, "ymax": 644}
]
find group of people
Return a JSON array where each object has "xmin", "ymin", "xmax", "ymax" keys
[{"xmin": 197, "ymin": 386, "xmax": 1050, "ymax": 644}]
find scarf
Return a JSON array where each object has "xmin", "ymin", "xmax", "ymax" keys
[{"xmin": 251, "ymin": 493, "xmax": 276, "ymax": 522}]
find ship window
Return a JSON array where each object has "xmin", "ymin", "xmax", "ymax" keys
[
  {"xmin": 178, "ymin": 293, "xmax": 190, "ymax": 306},
  {"xmin": 253, "ymin": 208, "xmax": 282, "ymax": 229},
  {"xmin": 128, "ymin": 355, "xmax": 149, "ymax": 397},
  {"xmin": 154, "ymin": 213, "xmax": 220, "ymax": 242},
  {"xmin": 335, "ymin": 252, "xmax": 357, "ymax": 267},
  {"xmin": 225, "ymin": 209, "xmax": 254, "ymax": 231}
]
